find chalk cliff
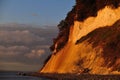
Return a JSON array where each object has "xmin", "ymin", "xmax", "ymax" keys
[{"xmin": 40, "ymin": 0, "xmax": 120, "ymax": 74}]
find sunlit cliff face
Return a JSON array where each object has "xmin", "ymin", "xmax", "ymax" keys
[
  {"xmin": 70, "ymin": 6, "xmax": 120, "ymax": 43},
  {"xmin": 40, "ymin": 0, "xmax": 120, "ymax": 74}
]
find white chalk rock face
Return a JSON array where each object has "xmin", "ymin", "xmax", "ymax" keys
[
  {"xmin": 70, "ymin": 6, "xmax": 120, "ymax": 43},
  {"xmin": 40, "ymin": 2, "xmax": 120, "ymax": 74}
]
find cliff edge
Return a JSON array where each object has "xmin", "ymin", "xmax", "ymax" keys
[{"xmin": 40, "ymin": 0, "xmax": 120, "ymax": 74}]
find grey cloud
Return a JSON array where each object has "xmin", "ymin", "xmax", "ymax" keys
[
  {"xmin": 0, "ymin": 24, "xmax": 58, "ymax": 46},
  {"xmin": 0, "ymin": 25, "xmax": 58, "ymax": 71},
  {"xmin": 0, "ymin": 46, "xmax": 46, "ymax": 64},
  {"xmin": 0, "ymin": 61, "xmax": 41, "ymax": 71},
  {"xmin": 0, "ymin": 30, "xmax": 45, "ymax": 44},
  {"xmin": 24, "ymin": 49, "xmax": 45, "ymax": 59},
  {"xmin": 0, "ymin": 45, "xmax": 29, "ymax": 55}
]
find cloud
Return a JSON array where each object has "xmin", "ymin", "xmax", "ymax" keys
[
  {"xmin": 0, "ymin": 30, "xmax": 45, "ymax": 44},
  {"xmin": 0, "ymin": 46, "xmax": 29, "ymax": 56},
  {"xmin": 0, "ymin": 45, "xmax": 47, "ymax": 65},
  {"xmin": 25, "ymin": 49, "xmax": 45, "ymax": 58},
  {"xmin": 0, "ymin": 61, "xmax": 41, "ymax": 71},
  {"xmin": 0, "ymin": 24, "xmax": 58, "ymax": 71}
]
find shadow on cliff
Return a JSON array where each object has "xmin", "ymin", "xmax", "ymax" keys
[
  {"xmin": 50, "ymin": 0, "xmax": 120, "ymax": 55},
  {"xmin": 41, "ymin": 0, "xmax": 120, "ymax": 71},
  {"xmin": 76, "ymin": 19, "xmax": 120, "ymax": 72}
]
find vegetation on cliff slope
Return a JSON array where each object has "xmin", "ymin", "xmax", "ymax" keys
[
  {"xmin": 76, "ymin": 20, "xmax": 120, "ymax": 72},
  {"xmin": 41, "ymin": 0, "xmax": 120, "ymax": 74},
  {"xmin": 50, "ymin": 0, "xmax": 120, "ymax": 54}
]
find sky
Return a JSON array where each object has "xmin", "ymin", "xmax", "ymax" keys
[
  {"xmin": 0, "ymin": 26, "xmax": 58, "ymax": 71},
  {"xmin": 0, "ymin": 0, "xmax": 75, "ymax": 71},
  {"xmin": 0, "ymin": 0, "xmax": 75, "ymax": 26}
]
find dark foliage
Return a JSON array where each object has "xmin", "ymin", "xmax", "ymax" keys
[
  {"xmin": 40, "ymin": 54, "xmax": 52, "ymax": 71},
  {"xmin": 50, "ymin": 42, "xmax": 55, "ymax": 51},
  {"xmin": 50, "ymin": 0, "xmax": 120, "ymax": 54},
  {"xmin": 44, "ymin": 55, "xmax": 52, "ymax": 64},
  {"xmin": 66, "ymin": 0, "xmax": 120, "ymax": 25},
  {"xmin": 57, "ymin": 20, "xmax": 68, "ymax": 30},
  {"xmin": 50, "ymin": 20, "xmax": 70, "ymax": 52},
  {"xmin": 76, "ymin": 20, "xmax": 120, "ymax": 71}
]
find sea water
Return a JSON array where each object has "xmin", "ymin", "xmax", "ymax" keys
[{"xmin": 0, "ymin": 71, "xmax": 49, "ymax": 80}]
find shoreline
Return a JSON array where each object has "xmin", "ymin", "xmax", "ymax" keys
[{"xmin": 21, "ymin": 72, "xmax": 120, "ymax": 80}]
